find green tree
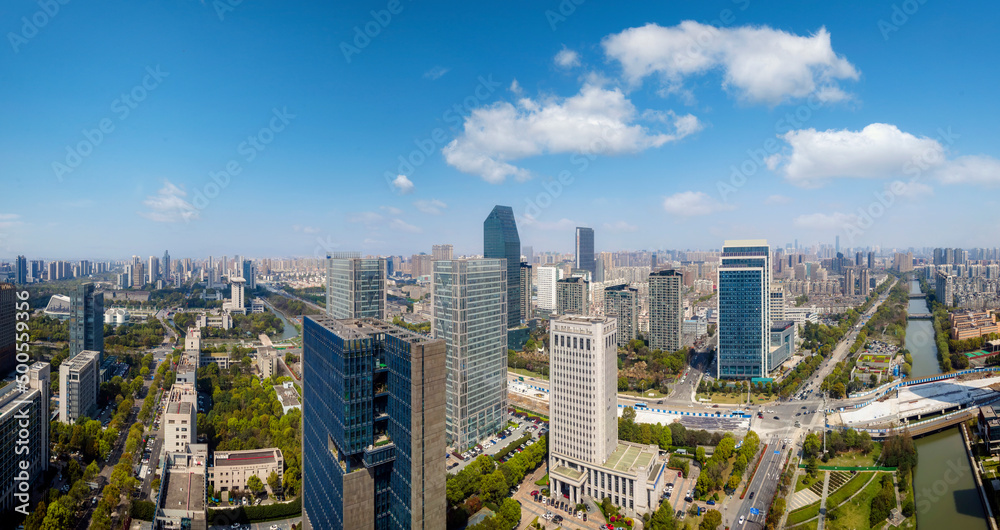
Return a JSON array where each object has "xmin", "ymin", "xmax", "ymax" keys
[
  {"xmin": 699, "ymin": 509, "xmax": 722, "ymax": 530},
  {"xmin": 84, "ymin": 461, "xmax": 100, "ymax": 481},
  {"xmin": 695, "ymin": 446, "xmax": 706, "ymax": 464},
  {"xmin": 247, "ymin": 474, "xmax": 264, "ymax": 494},
  {"xmin": 480, "ymin": 470, "xmax": 508, "ymax": 505},
  {"xmin": 622, "ymin": 406, "xmax": 636, "ymax": 422},
  {"xmin": 267, "ymin": 470, "xmax": 282, "ymax": 493},
  {"xmin": 803, "ymin": 433, "xmax": 821, "ymax": 459}
]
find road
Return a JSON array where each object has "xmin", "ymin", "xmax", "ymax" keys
[
  {"xmin": 448, "ymin": 417, "xmax": 543, "ymax": 474},
  {"xmin": 727, "ymin": 435, "xmax": 790, "ymax": 529}
]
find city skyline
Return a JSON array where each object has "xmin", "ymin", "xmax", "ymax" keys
[{"xmin": 4, "ymin": 2, "xmax": 1000, "ymax": 257}]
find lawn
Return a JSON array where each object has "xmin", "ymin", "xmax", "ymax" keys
[
  {"xmin": 825, "ymin": 472, "xmax": 873, "ymax": 509},
  {"xmin": 785, "ymin": 521, "xmax": 819, "ymax": 530},
  {"xmin": 823, "ymin": 449, "xmax": 879, "ymax": 468},
  {"xmin": 535, "ymin": 474, "xmax": 549, "ymax": 486},
  {"xmin": 825, "ymin": 473, "xmax": 883, "ymax": 530},
  {"xmin": 509, "ymin": 367, "xmax": 548, "ymax": 380},
  {"xmin": 695, "ymin": 393, "xmax": 773, "ymax": 405},
  {"xmin": 795, "ymin": 473, "xmax": 816, "ymax": 492},
  {"xmin": 620, "ymin": 389, "xmax": 667, "ymax": 399},
  {"xmin": 785, "ymin": 501, "xmax": 821, "ymax": 525}
]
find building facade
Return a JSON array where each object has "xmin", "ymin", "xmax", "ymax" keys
[
  {"xmin": 520, "ymin": 262, "xmax": 532, "ymax": 321},
  {"xmin": 326, "ymin": 253, "xmax": 387, "ymax": 320},
  {"xmin": 59, "ymin": 350, "xmax": 99, "ymax": 423},
  {"xmin": 0, "ymin": 362, "xmax": 49, "ymax": 514},
  {"xmin": 575, "ymin": 227, "xmax": 596, "ymax": 279},
  {"xmin": 556, "ymin": 276, "xmax": 589, "ymax": 316},
  {"xmin": 69, "ymin": 283, "xmax": 104, "ymax": 360},
  {"xmin": 484, "ymin": 205, "xmax": 522, "ymax": 325},
  {"xmin": 768, "ymin": 321, "xmax": 795, "ymax": 372},
  {"xmin": 717, "ymin": 240, "xmax": 770, "ymax": 379},
  {"xmin": 648, "ymin": 270, "xmax": 683, "ymax": 352},
  {"xmin": 0, "ymin": 283, "xmax": 15, "ymax": 377},
  {"xmin": 302, "ymin": 317, "xmax": 446, "ymax": 530},
  {"xmin": 603, "ymin": 284, "xmax": 638, "ymax": 347},
  {"xmin": 211, "ymin": 448, "xmax": 284, "ymax": 494},
  {"xmin": 432, "ymin": 259, "xmax": 508, "ymax": 449},
  {"xmin": 536, "ymin": 265, "xmax": 562, "ymax": 312}
]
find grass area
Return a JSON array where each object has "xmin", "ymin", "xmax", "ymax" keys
[
  {"xmin": 785, "ymin": 521, "xmax": 819, "ymax": 530},
  {"xmin": 509, "ymin": 367, "xmax": 548, "ymax": 380},
  {"xmin": 825, "ymin": 473, "xmax": 883, "ymax": 530},
  {"xmin": 795, "ymin": 472, "xmax": 816, "ymax": 492},
  {"xmin": 786, "ymin": 501, "xmax": 822, "ymax": 525},
  {"xmin": 695, "ymin": 393, "xmax": 754, "ymax": 405},
  {"xmin": 823, "ymin": 449, "xmax": 878, "ymax": 468},
  {"xmin": 535, "ymin": 474, "xmax": 548, "ymax": 486},
  {"xmin": 825, "ymin": 472, "xmax": 873, "ymax": 509},
  {"xmin": 511, "ymin": 405, "xmax": 549, "ymax": 423},
  {"xmin": 620, "ymin": 389, "xmax": 666, "ymax": 399}
]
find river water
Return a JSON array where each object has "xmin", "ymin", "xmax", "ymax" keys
[{"xmin": 907, "ymin": 280, "xmax": 987, "ymax": 529}]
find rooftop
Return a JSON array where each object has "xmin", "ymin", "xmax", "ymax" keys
[
  {"xmin": 214, "ymin": 449, "xmax": 281, "ymax": 467},
  {"xmin": 162, "ymin": 468, "xmax": 205, "ymax": 514},
  {"xmin": 166, "ymin": 402, "xmax": 193, "ymax": 415},
  {"xmin": 601, "ymin": 441, "xmax": 655, "ymax": 473},
  {"xmin": 273, "ymin": 384, "xmax": 301, "ymax": 409}
]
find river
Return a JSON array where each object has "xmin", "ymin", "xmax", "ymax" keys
[
  {"xmin": 266, "ymin": 300, "xmax": 301, "ymax": 342},
  {"xmin": 908, "ymin": 279, "xmax": 987, "ymax": 529}
]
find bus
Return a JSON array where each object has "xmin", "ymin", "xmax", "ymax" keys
[{"xmin": 633, "ymin": 402, "xmax": 648, "ymax": 410}]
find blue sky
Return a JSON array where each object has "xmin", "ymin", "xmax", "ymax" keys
[{"xmin": 3, "ymin": 0, "xmax": 999, "ymax": 260}]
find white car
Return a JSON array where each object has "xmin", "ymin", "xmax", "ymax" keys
[{"xmin": 739, "ymin": 515, "xmax": 745, "ymax": 525}]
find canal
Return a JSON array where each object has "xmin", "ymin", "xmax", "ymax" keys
[{"xmin": 908, "ymin": 279, "xmax": 987, "ymax": 529}]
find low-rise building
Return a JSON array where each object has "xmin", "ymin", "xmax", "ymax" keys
[
  {"xmin": 950, "ymin": 310, "xmax": 1000, "ymax": 341},
  {"xmin": 210, "ymin": 448, "xmax": 284, "ymax": 494},
  {"xmin": 768, "ymin": 321, "xmax": 795, "ymax": 373},
  {"xmin": 196, "ymin": 312, "xmax": 233, "ymax": 330},
  {"xmin": 257, "ymin": 347, "xmax": 278, "ymax": 379},
  {"xmin": 155, "ymin": 444, "xmax": 208, "ymax": 530},
  {"xmin": 272, "ymin": 382, "xmax": 301, "ymax": 415},
  {"xmin": 163, "ymin": 383, "xmax": 198, "ymax": 453},
  {"xmin": 185, "ymin": 327, "xmax": 201, "ymax": 353},
  {"xmin": 59, "ymin": 350, "xmax": 99, "ymax": 424}
]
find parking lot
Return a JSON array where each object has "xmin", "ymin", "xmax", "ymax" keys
[{"xmin": 447, "ymin": 416, "xmax": 547, "ymax": 474}]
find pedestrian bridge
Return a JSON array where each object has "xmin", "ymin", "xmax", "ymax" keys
[
  {"xmin": 908, "ymin": 293, "xmax": 927, "ymax": 298},
  {"xmin": 908, "ymin": 313, "xmax": 933, "ymax": 319}
]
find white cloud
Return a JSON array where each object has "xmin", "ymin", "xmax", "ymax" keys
[
  {"xmin": 888, "ymin": 180, "xmax": 933, "ymax": 199},
  {"xmin": 389, "ymin": 218, "xmax": 422, "ymax": 233},
  {"xmin": 413, "ymin": 198, "xmax": 447, "ymax": 215},
  {"xmin": 392, "ymin": 174, "xmax": 415, "ymax": 194},
  {"xmin": 423, "ymin": 66, "xmax": 450, "ymax": 80},
  {"xmin": 348, "ymin": 212, "xmax": 383, "ymax": 226},
  {"xmin": 380, "ymin": 205, "xmax": 404, "ymax": 215},
  {"xmin": 292, "ymin": 225, "xmax": 320, "ymax": 234},
  {"xmin": 139, "ymin": 181, "xmax": 198, "ymax": 223},
  {"xmin": 662, "ymin": 191, "xmax": 736, "ymax": 217},
  {"xmin": 0, "ymin": 213, "xmax": 21, "ymax": 230},
  {"xmin": 764, "ymin": 194, "xmax": 792, "ymax": 205},
  {"xmin": 554, "ymin": 47, "xmax": 580, "ymax": 68},
  {"xmin": 603, "ymin": 220, "xmax": 638, "ymax": 232},
  {"xmin": 509, "ymin": 79, "xmax": 523, "ymax": 95},
  {"xmin": 769, "ymin": 123, "xmax": 1000, "ymax": 187},
  {"xmin": 602, "ymin": 21, "xmax": 859, "ymax": 105},
  {"xmin": 443, "ymin": 83, "xmax": 701, "ymax": 183},
  {"xmin": 793, "ymin": 212, "xmax": 857, "ymax": 230}
]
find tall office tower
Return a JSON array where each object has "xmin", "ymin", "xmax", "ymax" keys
[
  {"xmin": 651, "ymin": 253, "xmax": 658, "ymax": 271},
  {"xmin": 556, "ymin": 276, "xmax": 589, "ymax": 316},
  {"xmin": 835, "ymin": 235, "xmax": 840, "ymax": 254},
  {"xmin": 604, "ymin": 284, "xmax": 638, "ymax": 346},
  {"xmin": 14, "ymin": 256, "xmax": 26, "ymax": 284},
  {"xmin": 648, "ymin": 270, "xmax": 683, "ymax": 352},
  {"xmin": 844, "ymin": 268, "xmax": 856, "ymax": 296},
  {"xmin": 148, "ymin": 256, "xmax": 160, "ymax": 284},
  {"xmin": 536, "ymin": 265, "xmax": 562, "ymax": 312},
  {"xmin": 59, "ymin": 350, "xmax": 99, "ymax": 423},
  {"xmin": 431, "ymin": 244, "xmax": 453, "ymax": 261},
  {"xmin": 769, "ymin": 287, "xmax": 786, "ymax": 323},
  {"xmin": 717, "ymin": 240, "xmax": 770, "ymax": 379},
  {"xmin": 69, "ymin": 283, "xmax": 104, "ymax": 359},
  {"xmin": 520, "ymin": 262, "xmax": 532, "ymax": 321},
  {"xmin": 241, "ymin": 259, "xmax": 256, "ymax": 289},
  {"xmin": 868, "ymin": 251, "xmax": 875, "ymax": 269},
  {"xmin": 326, "ymin": 253, "xmax": 387, "ymax": 320},
  {"xmin": 548, "ymin": 315, "xmax": 664, "ymax": 513},
  {"xmin": 484, "ymin": 205, "xmax": 522, "ymax": 324},
  {"xmin": 855, "ymin": 251, "xmax": 863, "ymax": 267},
  {"xmin": 432, "ymin": 259, "xmax": 507, "ymax": 449},
  {"xmin": 933, "ymin": 248, "xmax": 945, "ymax": 265},
  {"xmin": 302, "ymin": 317, "xmax": 446, "ymax": 529},
  {"xmin": 575, "ymin": 227, "xmax": 596, "ymax": 279},
  {"xmin": 0, "ymin": 284, "xmax": 14, "ymax": 376},
  {"xmin": 0, "ymin": 362, "xmax": 50, "ymax": 513},
  {"xmin": 522, "ymin": 245, "xmax": 534, "ymax": 266},
  {"xmin": 163, "ymin": 250, "xmax": 171, "ymax": 281}
]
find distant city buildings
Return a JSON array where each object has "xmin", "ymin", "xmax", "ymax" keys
[
  {"xmin": 718, "ymin": 240, "xmax": 770, "ymax": 379},
  {"xmin": 302, "ymin": 316, "xmax": 446, "ymax": 529},
  {"xmin": 536, "ymin": 265, "xmax": 562, "ymax": 313},
  {"xmin": 648, "ymin": 269, "xmax": 683, "ymax": 353},
  {"xmin": 484, "ymin": 205, "xmax": 522, "ymax": 325},
  {"xmin": 59, "ymin": 350, "xmax": 99, "ymax": 424},
  {"xmin": 433, "ymin": 258, "xmax": 507, "ymax": 449},
  {"xmin": 556, "ymin": 276, "xmax": 589, "ymax": 316},
  {"xmin": 325, "ymin": 253, "xmax": 387, "ymax": 320},
  {"xmin": 575, "ymin": 227, "xmax": 596, "ymax": 280}
]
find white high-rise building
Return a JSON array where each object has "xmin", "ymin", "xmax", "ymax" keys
[
  {"xmin": 0, "ymin": 362, "xmax": 50, "ymax": 513},
  {"xmin": 59, "ymin": 350, "xmax": 99, "ymax": 424},
  {"xmin": 548, "ymin": 315, "xmax": 665, "ymax": 515},
  {"xmin": 537, "ymin": 265, "xmax": 562, "ymax": 312}
]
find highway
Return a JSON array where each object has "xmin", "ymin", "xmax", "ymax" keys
[{"xmin": 728, "ymin": 435, "xmax": 790, "ymax": 529}]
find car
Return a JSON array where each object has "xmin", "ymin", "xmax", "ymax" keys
[
  {"xmin": 749, "ymin": 491, "xmax": 755, "ymax": 499},
  {"xmin": 739, "ymin": 515, "xmax": 745, "ymax": 525},
  {"xmin": 773, "ymin": 416, "xmax": 780, "ymax": 420},
  {"xmin": 678, "ymin": 471, "xmax": 682, "ymax": 478},
  {"xmin": 553, "ymin": 515, "xmax": 563, "ymax": 523},
  {"xmin": 270, "ymin": 525, "xmax": 279, "ymax": 530},
  {"xmin": 664, "ymin": 491, "xmax": 671, "ymax": 498},
  {"xmin": 232, "ymin": 523, "xmax": 240, "ymax": 529}
]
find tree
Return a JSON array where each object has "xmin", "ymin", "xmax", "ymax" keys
[
  {"xmin": 727, "ymin": 474, "xmax": 740, "ymax": 491},
  {"xmin": 803, "ymin": 433, "xmax": 821, "ymax": 459},
  {"xmin": 267, "ymin": 470, "xmax": 282, "ymax": 493},
  {"xmin": 247, "ymin": 474, "xmax": 264, "ymax": 495},
  {"xmin": 695, "ymin": 446, "xmax": 706, "ymax": 464},
  {"xmin": 84, "ymin": 461, "xmax": 100, "ymax": 481},
  {"xmin": 480, "ymin": 469, "xmax": 508, "ymax": 505},
  {"xmin": 806, "ymin": 456, "xmax": 819, "ymax": 477},
  {"xmin": 623, "ymin": 406, "xmax": 636, "ymax": 422},
  {"xmin": 699, "ymin": 509, "xmax": 722, "ymax": 530}
]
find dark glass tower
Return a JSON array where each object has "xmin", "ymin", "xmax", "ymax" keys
[
  {"xmin": 302, "ymin": 316, "xmax": 446, "ymax": 530},
  {"xmin": 484, "ymin": 205, "xmax": 521, "ymax": 325},
  {"xmin": 575, "ymin": 227, "xmax": 595, "ymax": 278},
  {"xmin": 69, "ymin": 282, "xmax": 103, "ymax": 360}
]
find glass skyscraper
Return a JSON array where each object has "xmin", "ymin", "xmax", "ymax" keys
[
  {"xmin": 575, "ymin": 227, "xmax": 595, "ymax": 279},
  {"xmin": 301, "ymin": 316, "xmax": 446, "ymax": 529},
  {"xmin": 432, "ymin": 259, "xmax": 507, "ymax": 450},
  {"xmin": 69, "ymin": 282, "xmax": 103, "ymax": 360},
  {"xmin": 483, "ymin": 205, "xmax": 521, "ymax": 325},
  {"xmin": 326, "ymin": 253, "xmax": 387, "ymax": 320},
  {"xmin": 717, "ymin": 240, "xmax": 770, "ymax": 379}
]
